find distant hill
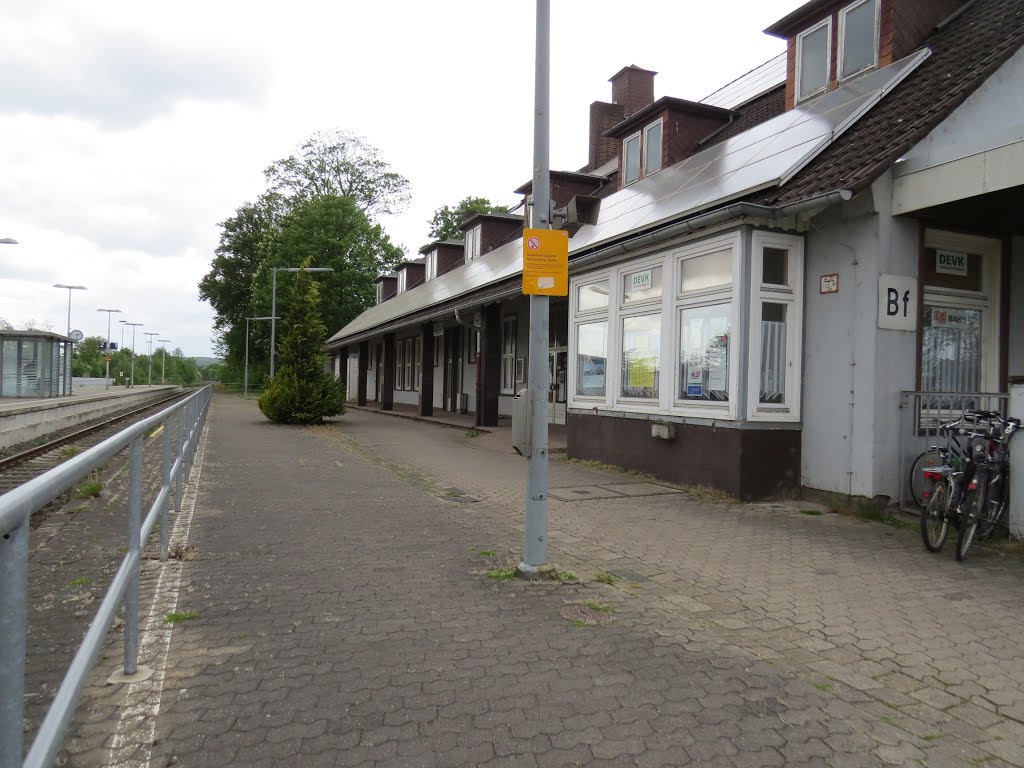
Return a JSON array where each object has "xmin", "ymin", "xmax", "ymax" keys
[{"xmin": 191, "ymin": 357, "xmax": 222, "ymax": 368}]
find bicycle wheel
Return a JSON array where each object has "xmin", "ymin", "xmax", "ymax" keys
[
  {"xmin": 909, "ymin": 448, "xmax": 943, "ymax": 507},
  {"xmin": 956, "ymin": 487, "xmax": 983, "ymax": 562},
  {"xmin": 920, "ymin": 481, "xmax": 949, "ymax": 552}
]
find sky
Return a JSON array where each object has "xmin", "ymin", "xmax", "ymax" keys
[{"xmin": 0, "ymin": 0, "xmax": 799, "ymax": 359}]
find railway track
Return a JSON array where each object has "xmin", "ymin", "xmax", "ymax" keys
[{"xmin": 0, "ymin": 390, "xmax": 188, "ymax": 500}]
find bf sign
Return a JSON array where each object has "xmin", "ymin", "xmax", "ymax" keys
[{"xmin": 877, "ymin": 274, "xmax": 918, "ymax": 332}]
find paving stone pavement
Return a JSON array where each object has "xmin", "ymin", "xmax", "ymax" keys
[{"xmin": 64, "ymin": 397, "xmax": 1024, "ymax": 767}]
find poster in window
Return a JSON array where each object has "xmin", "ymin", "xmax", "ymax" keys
[{"xmin": 629, "ymin": 357, "xmax": 656, "ymax": 389}]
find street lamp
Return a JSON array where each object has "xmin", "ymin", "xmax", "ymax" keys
[
  {"xmin": 118, "ymin": 320, "xmax": 128, "ymax": 384},
  {"xmin": 269, "ymin": 266, "xmax": 334, "ymax": 378},
  {"xmin": 144, "ymin": 332, "xmax": 159, "ymax": 386},
  {"xmin": 157, "ymin": 339, "xmax": 172, "ymax": 385},
  {"xmin": 96, "ymin": 308, "xmax": 122, "ymax": 389},
  {"xmin": 245, "ymin": 316, "xmax": 278, "ymax": 399},
  {"xmin": 123, "ymin": 322, "xmax": 143, "ymax": 387},
  {"xmin": 53, "ymin": 284, "xmax": 87, "ymax": 336}
]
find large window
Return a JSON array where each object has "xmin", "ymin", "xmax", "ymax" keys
[
  {"xmin": 575, "ymin": 321, "xmax": 607, "ymax": 397},
  {"xmin": 679, "ymin": 304, "xmax": 730, "ymax": 402},
  {"xmin": 796, "ymin": 18, "xmax": 830, "ymax": 102},
  {"xmin": 404, "ymin": 338, "xmax": 414, "ymax": 391},
  {"xmin": 465, "ymin": 224, "xmax": 482, "ymax": 262},
  {"xmin": 748, "ymin": 233, "xmax": 804, "ymax": 421},
  {"xmin": 623, "ymin": 119, "xmax": 663, "ymax": 186},
  {"xmin": 839, "ymin": 0, "xmax": 877, "ymax": 80},
  {"xmin": 425, "ymin": 250, "xmax": 438, "ymax": 281},
  {"xmin": 644, "ymin": 120, "xmax": 663, "ymax": 175},
  {"xmin": 414, "ymin": 336, "xmax": 422, "ymax": 390},
  {"xmin": 621, "ymin": 314, "xmax": 660, "ymax": 400},
  {"xmin": 501, "ymin": 316, "xmax": 517, "ymax": 394}
]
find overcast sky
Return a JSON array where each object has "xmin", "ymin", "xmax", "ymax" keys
[{"xmin": 0, "ymin": 0, "xmax": 798, "ymax": 359}]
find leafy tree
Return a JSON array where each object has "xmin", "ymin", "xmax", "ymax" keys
[
  {"xmin": 72, "ymin": 336, "xmax": 105, "ymax": 377},
  {"xmin": 259, "ymin": 261, "xmax": 345, "ymax": 424},
  {"xmin": 258, "ymin": 195, "xmax": 403, "ymax": 339},
  {"xmin": 264, "ymin": 130, "xmax": 411, "ymax": 218},
  {"xmin": 427, "ymin": 196, "xmax": 509, "ymax": 242}
]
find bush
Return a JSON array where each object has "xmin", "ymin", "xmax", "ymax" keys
[{"xmin": 259, "ymin": 368, "xmax": 345, "ymax": 424}]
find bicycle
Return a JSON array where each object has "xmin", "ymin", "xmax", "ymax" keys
[
  {"xmin": 918, "ymin": 416, "xmax": 989, "ymax": 553},
  {"xmin": 956, "ymin": 413, "xmax": 1020, "ymax": 562}
]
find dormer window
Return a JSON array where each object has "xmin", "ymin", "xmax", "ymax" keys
[
  {"xmin": 398, "ymin": 270, "xmax": 407, "ymax": 293},
  {"xmin": 623, "ymin": 118, "xmax": 663, "ymax": 186},
  {"xmin": 376, "ymin": 283, "xmax": 384, "ymax": 303},
  {"xmin": 465, "ymin": 224, "xmax": 482, "ymax": 262},
  {"xmin": 839, "ymin": 0, "xmax": 878, "ymax": 81},
  {"xmin": 796, "ymin": 18, "xmax": 831, "ymax": 102},
  {"xmin": 425, "ymin": 250, "xmax": 438, "ymax": 281}
]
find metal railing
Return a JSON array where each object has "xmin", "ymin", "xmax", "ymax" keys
[
  {"xmin": 0, "ymin": 385, "xmax": 213, "ymax": 768},
  {"xmin": 897, "ymin": 389, "xmax": 1009, "ymax": 510}
]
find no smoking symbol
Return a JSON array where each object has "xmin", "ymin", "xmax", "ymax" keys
[{"xmin": 527, "ymin": 236, "xmax": 541, "ymax": 251}]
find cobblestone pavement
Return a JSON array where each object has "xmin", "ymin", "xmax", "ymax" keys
[{"xmin": 66, "ymin": 397, "xmax": 1024, "ymax": 767}]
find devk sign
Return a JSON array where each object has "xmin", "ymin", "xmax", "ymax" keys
[{"xmin": 877, "ymin": 274, "xmax": 918, "ymax": 332}]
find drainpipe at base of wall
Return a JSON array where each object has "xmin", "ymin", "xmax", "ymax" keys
[{"xmin": 1009, "ymin": 376, "xmax": 1024, "ymax": 540}]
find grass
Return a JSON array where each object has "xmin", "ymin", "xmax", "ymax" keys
[
  {"xmin": 163, "ymin": 611, "xmax": 199, "ymax": 625},
  {"xmin": 76, "ymin": 480, "xmax": 103, "ymax": 499},
  {"xmin": 595, "ymin": 572, "xmax": 619, "ymax": 586},
  {"xmin": 922, "ymin": 734, "xmax": 943, "ymax": 742},
  {"xmin": 812, "ymin": 682, "xmax": 833, "ymax": 693},
  {"xmin": 59, "ymin": 446, "xmax": 82, "ymax": 458},
  {"xmin": 479, "ymin": 550, "xmax": 497, "ymax": 557},
  {"xmin": 584, "ymin": 601, "xmax": 615, "ymax": 613},
  {"xmin": 486, "ymin": 567, "xmax": 518, "ymax": 581},
  {"xmin": 681, "ymin": 484, "xmax": 737, "ymax": 504},
  {"xmin": 555, "ymin": 570, "xmax": 578, "ymax": 583},
  {"xmin": 67, "ymin": 577, "xmax": 92, "ymax": 589},
  {"xmin": 464, "ymin": 428, "xmax": 481, "ymax": 439},
  {"xmin": 879, "ymin": 715, "xmax": 907, "ymax": 732}
]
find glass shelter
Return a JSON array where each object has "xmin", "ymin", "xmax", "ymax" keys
[{"xmin": 0, "ymin": 331, "xmax": 73, "ymax": 398}]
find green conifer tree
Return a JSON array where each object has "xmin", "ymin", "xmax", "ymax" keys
[{"xmin": 258, "ymin": 260, "xmax": 345, "ymax": 423}]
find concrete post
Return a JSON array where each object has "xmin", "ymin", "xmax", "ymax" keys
[{"xmin": 1010, "ymin": 378, "xmax": 1024, "ymax": 540}]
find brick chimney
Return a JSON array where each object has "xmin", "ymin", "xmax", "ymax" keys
[
  {"xmin": 610, "ymin": 65, "xmax": 657, "ymax": 117},
  {"xmin": 586, "ymin": 65, "xmax": 657, "ymax": 172}
]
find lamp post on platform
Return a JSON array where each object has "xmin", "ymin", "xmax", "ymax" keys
[
  {"xmin": 157, "ymin": 340, "xmax": 172, "ymax": 384},
  {"xmin": 269, "ymin": 267, "xmax": 333, "ymax": 379},
  {"xmin": 123, "ymin": 322, "xmax": 143, "ymax": 387},
  {"xmin": 53, "ymin": 284, "xmax": 87, "ymax": 336},
  {"xmin": 245, "ymin": 316, "xmax": 277, "ymax": 399},
  {"xmin": 144, "ymin": 332, "xmax": 159, "ymax": 386},
  {"xmin": 96, "ymin": 308, "xmax": 122, "ymax": 389}
]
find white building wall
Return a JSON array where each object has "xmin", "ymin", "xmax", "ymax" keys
[{"xmin": 800, "ymin": 173, "xmax": 919, "ymax": 500}]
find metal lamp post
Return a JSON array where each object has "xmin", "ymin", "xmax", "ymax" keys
[
  {"xmin": 123, "ymin": 322, "xmax": 143, "ymax": 387},
  {"xmin": 96, "ymin": 308, "xmax": 122, "ymax": 389},
  {"xmin": 245, "ymin": 317, "xmax": 277, "ymax": 399},
  {"xmin": 157, "ymin": 339, "xmax": 171, "ymax": 384},
  {"xmin": 118, "ymin": 320, "xmax": 128, "ymax": 385},
  {"xmin": 144, "ymin": 332, "xmax": 159, "ymax": 386},
  {"xmin": 270, "ymin": 267, "xmax": 333, "ymax": 379},
  {"xmin": 53, "ymin": 284, "xmax": 87, "ymax": 336}
]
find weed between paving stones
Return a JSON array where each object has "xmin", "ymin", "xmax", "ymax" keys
[{"xmin": 164, "ymin": 611, "xmax": 199, "ymax": 625}]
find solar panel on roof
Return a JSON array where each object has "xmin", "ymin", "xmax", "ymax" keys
[
  {"xmin": 330, "ymin": 50, "xmax": 930, "ymax": 345},
  {"xmin": 702, "ymin": 53, "xmax": 788, "ymax": 110}
]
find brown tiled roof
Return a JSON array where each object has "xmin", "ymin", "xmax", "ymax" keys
[{"xmin": 753, "ymin": 0, "xmax": 1024, "ymax": 206}]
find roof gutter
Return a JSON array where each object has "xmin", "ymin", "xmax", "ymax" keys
[{"xmin": 327, "ymin": 189, "xmax": 852, "ymax": 348}]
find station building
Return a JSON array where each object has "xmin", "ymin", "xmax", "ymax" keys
[
  {"xmin": 0, "ymin": 330, "xmax": 74, "ymax": 399},
  {"xmin": 326, "ymin": 0, "xmax": 1024, "ymax": 501}
]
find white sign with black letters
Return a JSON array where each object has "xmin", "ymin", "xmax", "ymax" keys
[
  {"xmin": 936, "ymin": 249, "xmax": 968, "ymax": 277},
  {"xmin": 877, "ymin": 275, "xmax": 918, "ymax": 332}
]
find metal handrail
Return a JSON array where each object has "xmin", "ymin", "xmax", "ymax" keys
[{"xmin": 0, "ymin": 384, "xmax": 213, "ymax": 768}]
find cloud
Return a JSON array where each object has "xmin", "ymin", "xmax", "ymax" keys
[{"xmin": 0, "ymin": 13, "xmax": 268, "ymax": 128}]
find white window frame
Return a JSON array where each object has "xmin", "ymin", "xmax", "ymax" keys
[
  {"xmin": 375, "ymin": 283, "xmax": 384, "ymax": 304},
  {"xmin": 466, "ymin": 224, "xmax": 482, "ymax": 262},
  {"xmin": 670, "ymin": 233, "xmax": 742, "ymax": 420},
  {"xmin": 501, "ymin": 316, "xmax": 517, "ymax": 394},
  {"xmin": 838, "ymin": 0, "xmax": 879, "ymax": 82},
  {"xmin": 425, "ymin": 251, "xmax": 438, "ymax": 281},
  {"xmin": 747, "ymin": 231, "xmax": 804, "ymax": 422},
  {"xmin": 623, "ymin": 132, "xmax": 641, "ymax": 186},
  {"xmin": 397, "ymin": 270, "xmax": 407, "ymax": 293},
  {"xmin": 571, "ymin": 275, "xmax": 614, "ymax": 406},
  {"xmin": 643, "ymin": 119, "xmax": 663, "ymax": 176},
  {"xmin": 922, "ymin": 229, "xmax": 1002, "ymax": 393},
  {"xmin": 404, "ymin": 338, "xmax": 414, "ymax": 392},
  {"xmin": 615, "ymin": 255, "xmax": 664, "ymax": 408},
  {"xmin": 796, "ymin": 16, "xmax": 832, "ymax": 103},
  {"xmin": 395, "ymin": 339, "xmax": 404, "ymax": 390}
]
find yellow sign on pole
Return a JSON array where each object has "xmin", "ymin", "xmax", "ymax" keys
[{"xmin": 522, "ymin": 228, "xmax": 569, "ymax": 296}]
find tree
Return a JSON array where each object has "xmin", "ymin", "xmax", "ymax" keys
[
  {"xmin": 264, "ymin": 130, "xmax": 411, "ymax": 218},
  {"xmin": 427, "ymin": 196, "xmax": 509, "ymax": 241},
  {"xmin": 259, "ymin": 195, "xmax": 404, "ymax": 338},
  {"xmin": 258, "ymin": 261, "xmax": 345, "ymax": 424}
]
